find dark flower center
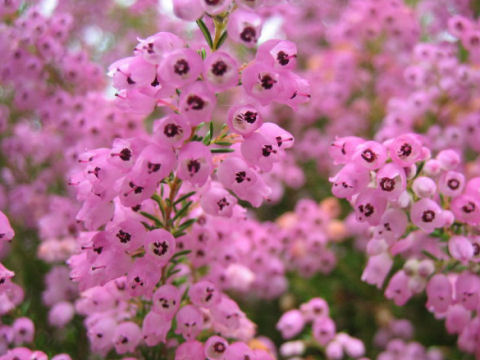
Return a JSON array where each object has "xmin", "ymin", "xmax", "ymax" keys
[
  {"xmin": 116, "ymin": 230, "xmax": 131, "ymax": 243},
  {"xmin": 361, "ymin": 149, "xmax": 376, "ymax": 163},
  {"xmin": 119, "ymin": 148, "xmax": 132, "ymax": 161},
  {"xmin": 462, "ymin": 201, "xmax": 476, "ymax": 213},
  {"xmin": 174, "ymin": 59, "xmax": 190, "ymax": 75},
  {"xmin": 277, "ymin": 51, "xmax": 290, "ymax": 65},
  {"xmin": 152, "ymin": 241, "xmax": 168, "ymax": 256},
  {"xmin": 422, "ymin": 210, "xmax": 435, "ymax": 222},
  {"xmin": 235, "ymin": 171, "xmax": 249, "ymax": 183},
  {"xmin": 447, "ymin": 179, "xmax": 460, "ymax": 190},
  {"xmin": 164, "ymin": 123, "xmax": 182, "ymax": 137},
  {"xmin": 187, "ymin": 95, "xmax": 205, "ymax": 110},
  {"xmin": 262, "ymin": 144, "xmax": 275, "ymax": 156},
  {"xmin": 211, "ymin": 60, "xmax": 228, "ymax": 76},
  {"xmin": 359, "ymin": 203, "xmax": 374, "ymax": 217},
  {"xmin": 240, "ymin": 26, "xmax": 256, "ymax": 43},
  {"xmin": 214, "ymin": 342, "xmax": 226, "ymax": 353},
  {"xmin": 148, "ymin": 162, "xmax": 161, "ymax": 173},
  {"xmin": 398, "ymin": 143, "xmax": 412, "ymax": 157},
  {"xmin": 380, "ymin": 177, "xmax": 395, "ymax": 192},
  {"xmin": 187, "ymin": 160, "xmax": 201, "ymax": 174},
  {"xmin": 260, "ymin": 74, "xmax": 276, "ymax": 89},
  {"xmin": 217, "ymin": 197, "xmax": 230, "ymax": 210}
]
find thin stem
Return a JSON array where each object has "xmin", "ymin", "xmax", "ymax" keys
[{"xmin": 164, "ymin": 177, "xmax": 182, "ymax": 230}]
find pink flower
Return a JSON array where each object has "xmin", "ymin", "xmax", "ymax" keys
[
  {"xmin": 205, "ymin": 335, "xmax": 229, "ymax": 360},
  {"xmin": 276, "ymin": 310, "xmax": 305, "ymax": 339},
  {"xmin": 312, "ymin": 316, "xmax": 336, "ymax": 346},
  {"xmin": 426, "ymin": 274, "xmax": 452, "ymax": 314},
  {"xmin": 179, "ymin": 82, "xmax": 217, "ymax": 125},
  {"xmin": 152, "ymin": 284, "xmax": 181, "ymax": 319},
  {"xmin": 387, "ymin": 133, "xmax": 423, "ymax": 167},
  {"xmin": 385, "ymin": 270, "xmax": 412, "ymax": 306},
  {"xmin": 361, "ymin": 252, "xmax": 393, "ymax": 289},
  {"xmin": 176, "ymin": 305, "xmax": 203, "ymax": 340},
  {"xmin": 227, "ymin": 9, "xmax": 262, "ymax": 47},
  {"xmin": 159, "ymin": 48, "xmax": 203, "ymax": 88},
  {"xmin": 204, "ymin": 51, "xmax": 239, "ymax": 91},
  {"xmin": 354, "ymin": 189, "xmax": 387, "ymax": 226},
  {"xmin": 410, "ymin": 198, "xmax": 444, "ymax": 233},
  {"xmin": 177, "ymin": 142, "xmax": 213, "ymax": 187}
]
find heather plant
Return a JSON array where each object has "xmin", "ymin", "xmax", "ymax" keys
[{"xmin": 1, "ymin": 0, "xmax": 480, "ymax": 360}]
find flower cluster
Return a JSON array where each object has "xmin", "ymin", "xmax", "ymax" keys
[
  {"xmin": 329, "ymin": 133, "xmax": 480, "ymax": 357},
  {"xmin": 277, "ymin": 297, "xmax": 366, "ymax": 360},
  {"xmin": 0, "ymin": 210, "xmax": 73, "ymax": 359},
  {"xmin": 64, "ymin": 1, "xmax": 310, "ymax": 355},
  {"xmin": 2, "ymin": 0, "xmax": 480, "ymax": 359}
]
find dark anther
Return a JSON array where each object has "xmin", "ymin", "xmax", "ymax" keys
[
  {"xmin": 361, "ymin": 149, "xmax": 376, "ymax": 163},
  {"xmin": 148, "ymin": 162, "xmax": 161, "ymax": 174},
  {"xmin": 235, "ymin": 171, "xmax": 248, "ymax": 183},
  {"xmin": 164, "ymin": 123, "xmax": 182, "ymax": 137},
  {"xmin": 240, "ymin": 26, "xmax": 256, "ymax": 43},
  {"xmin": 152, "ymin": 241, "xmax": 168, "ymax": 256},
  {"xmin": 380, "ymin": 177, "xmax": 395, "ymax": 192},
  {"xmin": 422, "ymin": 210, "xmax": 435, "ymax": 222},
  {"xmin": 93, "ymin": 246, "xmax": 103, "ymax": 254},
  {"xmin": 259, "ymin": 74, "xmax": 276, "ymax": 90},
  {"xmin": 473, "ymin": 243, "xmax": 480, "ymax": 256},
  {"xmin": 398, "ymin": 143, "xmax": 412, "ymax": 157},
  {"xmin": 187, "ymin": 160, "xmax": 201, "ymax": 174},
  {"xmin": 214, "ymin": 342, "xmax": 226, "ymax": 353},
  {"xmin": 235, "ymin": 111, "xmax": 257, "ymax": 126},
  {"xmin": 127, "ymin": 76, "xmax": 135, "ymax": 85},
  {"xmin": 262, "ymin": 144, "xmax": 275, "ymax": 157},
  {"xmin": 174, "ymin": 59, "xmax": 190, "ymax": 75},
  {"xmin": 211, "ymin": 60, "xmax": 228, "ymax": 76},
  {"xmin": 187, "ymin": 95, "xmax": 205, "ymax": 110},
  {"xmin": 277, "ymin": 51, "xmax": 290, "ymax": 65},
  {"xmin": 116, "ymin": 230, "xmax": 131, "ymax": 243},
  {"xmin": 119, "ymin": 148, "xmax": 132, "ymax": 161},
  {"xmin": 447, "ymin": 178, "xmax": 460, "ymax": 190},
  {"xmin": 359, "ymin": 204, "xmax": 374, "ymax": 217},
  {"xmin": 217, "ymin": 197, "xmax": 230, "ymax": 210},
  {"xmin": 151, "ymin": 76, "xmax": 160, "ymax": 87},
  {"xmin": 462, "ymin": 201, "xmax": 476, "ymax": 213}
]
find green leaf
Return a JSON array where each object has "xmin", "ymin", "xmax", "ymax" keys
[
  {"xmin": 210, "ymin": 148, "xmax": 235, "ymax": 153},
  {"xmin": 172, "ymin": 201, "xmax": 193, "ymax": 223},
  {"xmin": 166, "ymin": 265, "xmax": 182, "ymax": 278},
  {"xmin": 174, "ymin": 191, "xmax": 196, "ymax": 206},
  {"xmin": 173, "ymin": 230, "xmax": 187, "ymax": 238},
  {"xmin": 213, "ymin": 141, "xmax": 232, "ymax": 146},
  {"xmin": 171, "ymin": 249, "xmax": 192, "ymax": 260},
  {"xmin": 203, "ymin": 121, "xmax": 214, "ymax": 145},
  {"xmin": 177, "ymin": 218, "xmax": 196, "ymax": 232},
  {"xmin": 415, "ymin": 161, "xmax": 424, "ymax": 178},
  {"xmin": 215, "ymin": 31, "xmax": 228, "ymax": 50},
  {"xmin": 151, "ymin": 194, "xmax": 166, "ymax": 219},
  {"xmin": 139, "ymin": 211, "xmax": 164, "ymax": 228},
  {"xmin": 181, "ymin": 286, "xmax": 190, "ymax": 302},
  {"xmin": 172, "ymin": 275, "xmax": 188, "ymax": 286},
  {"xmin": 421, "ymin": 250, "xmax": 438, "ymax": 261},
  {"xmin": 141, "ymin": 221, "xmax": 155, "ymax": 231},
  {"xmin": 458, "ymin": 42, "xmax": 469, "ymax": 63},
  {"xmin": 196, "ymin": 18, "xmax": 213, "ymax": 49}
]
